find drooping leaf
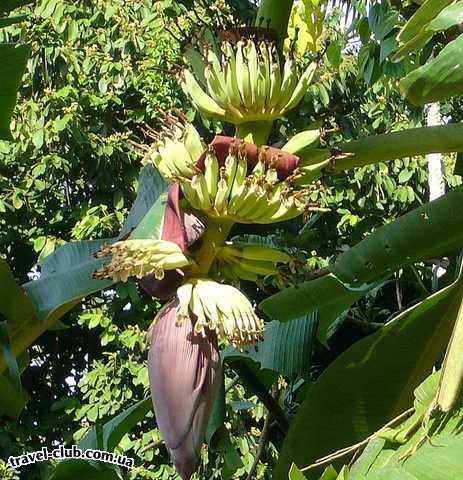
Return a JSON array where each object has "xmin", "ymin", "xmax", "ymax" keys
[
  {"xmin": 23, "ymin": 165, "xmax": 168, "ymax": 323},
  {"xmin": 0, "ymin": 43, "xmax": 30, "ymax": 140},
  {"xmin": 0, "ymin": 369, "xmax": 29, "ymax": 418},
  {"xmin": 0, "ymin": 14, "xmax": 28, "ymax": 27},
  {"xmin": 396, "ymin": 0, "xmax": 453, "ymax": 44},
  {"xmin": 427, "ymin": 2, "xmax": 463, "ymax": 34},
  {"xmin": 274, "ymin": 264, "xmax": 463, "ymax": 479},
  {"xmin": 0, "ymin": 352, "xmax": 29, "ymax": 418},
  {"xmin": 0, "ymin": 320, "xmax": 20, "ymax": 389},
  {"xmin": 331, "ymin": 185, "xmax": 463, "ymax": 287},
  {"xmin": 0, "ymin": 259, "xmax": 37, "ymax": 375},
  {"xmin": 3, "ymin": 167, "xmax": 167, "ymax": 380},
  {"xmin": 400, "ymin": 34, "xmax": 463, "ymax": 106},
  {"xmin": 23, "ymin": 239, "xmax": 114, "ymax": 322}
]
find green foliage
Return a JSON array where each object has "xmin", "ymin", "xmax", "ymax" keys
[
  {"xmin": 400, "ymin": 34, "xmax": 463, "ymax": 105},
  {"xmin": 260, "ymin": 274, "xmax": 375, "ymax": 341},
  {"xmin": 331, "ymin": 184, "xmax": 463, "ymax": 286},
  {"xmin": 3, "ymin": 1, "xmax": 463, "ymax": 480},
  {"xmin": 223, "ymin": 312, "xmax": 319, "ymax": 377},
  {"xmin": 0, "ymin": 43, "xmax": 30, "ymax": 139},
  {"xmin": 274, "ymin": 263, "xmax": 463, "ymax": 479}
]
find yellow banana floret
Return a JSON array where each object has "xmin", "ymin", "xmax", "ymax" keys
[
  {"xmin": 176, "ymin": 278, "xmax": 264, "ymax": 347},
  {"xmin": 142, "ymin": 112, "xmax": 204, "ymax": 182},
  {"xmin": 93, "ymin": 239, "xmax": 191, "ymax": 282},
  {"xmin": 179, "ymin": 142, "xmax": 319, "ymax": 224}
]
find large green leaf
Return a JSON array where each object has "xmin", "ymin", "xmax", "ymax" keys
[
  {"xmin": 0, "ymin": 352, "xmax": 29, "ymax": 418},
  {"xmin": 260, "ymin": 274, "xmax": 375, "ymax": 342},
  {"xmin": 24, "ymin": 239, "xmax": 114, "ymax": 322},
  {"xmin": 0, "ymin": 370, "xmax": 29, "ymax": 418},
  {"xmin": 427, "ymin": 2, "xmax": 463, "ymax": 33},
  {"xmin": 396, "ymin": 0, "xmax": 454, "ymax": 44},
  {"xmin": 333, "ymin": 123, "xmax": 463, "ymax": 172},
  {"xmin": 331, "ymin": 185, "xmax": 463, "ymax": 287},
  {"xmin": 1, "ymin": 167, "xmax": 166, "ymax": 375},
  {"xmin": 0, "ymin": 43, "xmax": 30, "ymax": 140},
  {"xmin": 118, "ymin": 165, "xmax": 166, "ymax": 237},
  {"xmin": 23, "ymin": 165, "xmax": 167, "ymax": 321},
  {"xmin": 222, "ymin": 312, "xmax": 319, "ymax": 377},
  {"xmin": 346, "ymin": 371, "xmax": 463, "ymax": 480},
  {"xmin": 0, "ymin": 259, "xmax": 37, "ymax": 373},
  {"xmin": 0, "ymin": 260, "xmax": 32, "ymax": 416},
  {"xmin": 393, "ymin": 1, "xmax": 461, "ymax": 61},
  {"xmin": 400, "ymin": 34, "xmax": 463, "ymax": 106},
  {"xmin": 274, "ymin": 264, "xmax": 463, "ymax": 479}
]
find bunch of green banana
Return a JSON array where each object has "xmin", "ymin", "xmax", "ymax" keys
[
  {"xmin": 93, "ymin": 239, "xmax": 191, "ymax": 282},
  {"xmin": 143, "ymin": 113, "xmax": 204, "ymax": 182},
  {"xmin": 181, "ymin": 37, "xmax": 317, "ymax": 124},
  {"xmin": 180, "ymin": 143, "xmax": 312, "ymax": 224},
  {"xmin": 281, "ymin": 128, "xmax": 332, "ymax": 185},
  {"xmin": 176, "ymin": 278, "xmax": 264, "ymax": 347},
  {"xmin": 214, "ymin": 244, "xmax": 291, "ymax": 282}
]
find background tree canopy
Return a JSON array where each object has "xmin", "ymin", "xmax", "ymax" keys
[{"xmin": 1, "ymin": 0, "xmax": 463, "ymax": 479}]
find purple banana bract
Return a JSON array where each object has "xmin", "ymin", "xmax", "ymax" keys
[{"xmin": 148, "ymin": 300, "xmax": 221, "ymax": 480}]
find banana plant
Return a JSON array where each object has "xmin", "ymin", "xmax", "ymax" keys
[{"xmin": 5, "ymin": 0, "xmax": 463, "ymax": 479}]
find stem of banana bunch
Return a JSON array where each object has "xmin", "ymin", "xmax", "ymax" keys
[
  {"xmin": 191, "ymin": 216, "xmax": 234, "ymax": 276},
  {"xmin": 235, "ymin": 121, "xmax": 273, "ymax": 146}
]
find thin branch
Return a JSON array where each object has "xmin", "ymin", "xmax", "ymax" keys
[
  {"xmin": 304, "ymin": 266, "xmax": 330, "ymax": 281},
  {"xmin": 231, "ymin": 361, "xmax": 289, "ymax": 433},
  {"xmin": 245, "ymin": 383, "xmax": 278, "ymax": 480},
  {"xmin": 395, "ymin": 273, "xmax": 403, "ymax": 311},
  {"xmin": 408, "ymin": 265, "xmax": 430, "ymax": 297},
  {"xmin": 225, "ymin": 374, "xmax": 241, "ymax": 393},
  {"xmin": 139, "ymin": 439, "xmax": 162, "ymax": 454},
  {"xmin": 300, "ymin": 407, "xmax": 414, "ymax": 472}
]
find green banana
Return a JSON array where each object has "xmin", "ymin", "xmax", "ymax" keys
[
  {"xmin": 282, "ymin": 128, "xmax": 321, "ymax": 157},
  {"xmin": 281, "ymin": 62, "xmax": 317, "ymax": 114},
  {"xmin": 181, "ymin": 69, "xmax": 226, "ymax": 118},
  {"xmin": 260, "ymin": 41, "xmax": 271, "ymax": 110},
  {"xmin": 191, "ymin": 174, "xmax": 212, "ymax": 210},
  {"xmin": 181, "ymin": 179, "xmax": 202, "ymax": 210},
  {"xmin": 235, "ymin": 40, "xmax": 253, "ymax": 111},
  {"xmin": 246, "ymin": 39, "xmax": 259, "ymax": 111},
  {"xmin": 229, "ymin": 262, "xmax": 259, "ymax": 282},
  {"xmin": 239, "ymin": 245, "xmax": 291, "ymax": 263},
  {"xmin": 237, "ymin": 258, "xmax": 279, "ymax": 276},
  {"xmin": 205, "ymin": 64, "xmax": 229, "ymax": 108},
  {"xmin": 267, "ymin": 44, "xmax": 282, "ymax": 110},
  {"xmin": 222, "ymin": 41, "xmax": 242, "ymax": 108},
  {"xmin": 215, "ymin": 153, "xmax": 238, "ymax": 213},
  {"xmin": 275, "ymin": 56, "xmax": 297, "ymax": 114},
  {"xmin": 204, "ymin": 150, "xmax": 219, "ymax": 199},
  {"xmin": 183, "ymin": 123, "xmax": 204, "ymax": 163}
]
